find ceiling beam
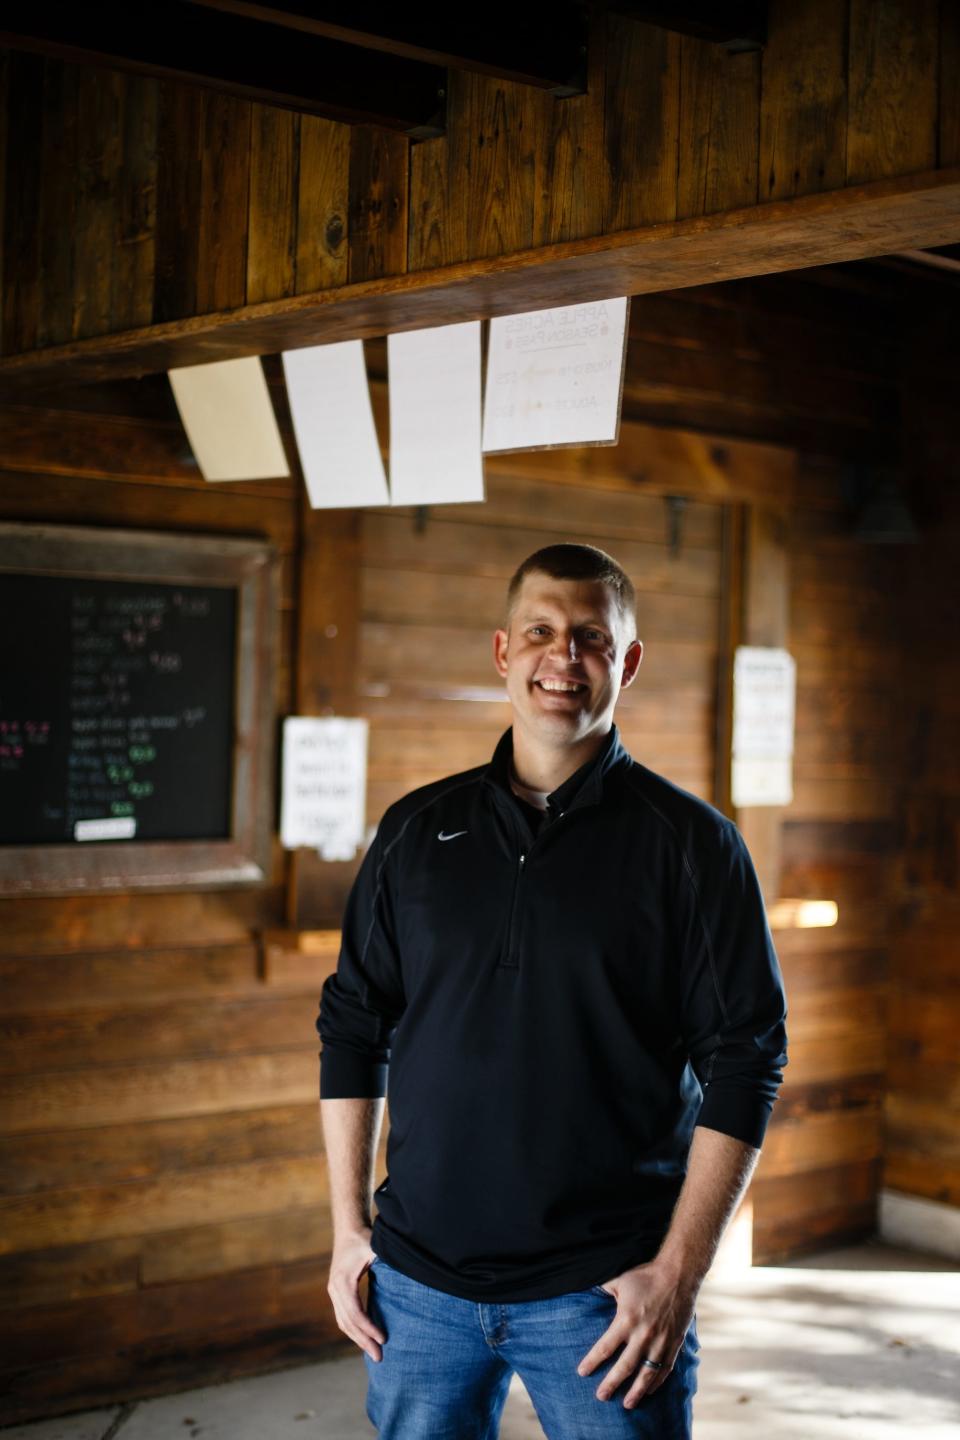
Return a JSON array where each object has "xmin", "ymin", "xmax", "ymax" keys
[
  {"xmin": 181, "ymin": 1, "xmax": 589, "ymax": 94},
  {"xmin": 2, "ymin": 168, "xmax": 959, "ymax": 398},
  {"xmin": 0, "ymin": 0, "xmax": 446, "ymax": 133},
  {"xmin": 608, "ymin": 2, "xmax": 766, "ymax": 51}
]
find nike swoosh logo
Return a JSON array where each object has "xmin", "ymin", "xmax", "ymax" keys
[{"xmin": 438, "ymin": 830, "xmax": 468, "ymax": 842}]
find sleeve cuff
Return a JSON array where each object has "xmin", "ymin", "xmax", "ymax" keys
[
  {"xmin": 696, "ymin": 1085, "xmax": 774, "ymax": 1149},
  {"xmin": 319, "ymin": 1046, "xmax": 388, "ymax": 1099}
]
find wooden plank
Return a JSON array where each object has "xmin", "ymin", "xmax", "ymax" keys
[
  {"xmin": 759, "ymin": 0, "xmax": 847, "ymax": 202},
  {"xmin": 0, "ymin": 1235, "xmax": 140, "ymax": 1311},
  {"xmin": 941, "ymin": 0, "xmax": 960, "ymax": 167},
  {"xmin": 847, "ymin": 0, "xmax": 939, "ymax": 185},
  {"xmin": 677, "ymin": 39, "xmax": 759, "ymax": 219},
  {"xmin": 0, "ymin": 1053, "xmax": 314, "ymax": 1138},
  {"xmin": 37, "ymin": 59, "xmax": 78, "ymax": 348},
  {"xmin": 0, "ymin": 1102, "xmax": 317, "ymax": 1197},
  {"xmin": 111, "ymin": 73, "xmax": 158, "ymax": 332},
  {"xmin": 362, "ymin": 567, "xmax": 720, "ymax": 638},
  {"xmin": 1, "ymin": 51, "xmax": 44, "ymax": 354},
  {"xmin": 0, "ymin": 1257, "xmax": 344, "ymax": 1427},
  {"xmin": 362, "ymin": 515, "xmax": 721, "ymax": 595},
  {"xmin": 407, "ymin": 135, "xmax": 448, "ymax": 271},
  {"xmin": 0, "ymin": 888, "xmax": 282, "ymax": 957},
  {"xmin": 5, "ymin": 167, "xmax": 960, "ymax": 392},
  {"xmin": 0, "ymin": 468, "xmax": 296, "ymax": 552},
  {"xmin": 774, "ymin": 1073, "xmax": 884, "ymax": 1122},
  {"xmin": 141, "ymin": 1204, "xmax": 335, "ymax": 1285},
  {"xmin": 757, "ymin": 1107, "xmax": 883, "ymax": 1179},
  {"xmin": 0, "ymin": 1154, "xmax": 324, "ymax": 1257},
  {"xmin": 347, "ymin": 124, "xmax": 408, "ymax": 283},
  {"xmin": 883, "ymin": 1151, "xmax": 960, "ymax": 1207},
  {"xmin": 196, "ymin": 91, "xmax": 252, "ymax": 313},
  {"xmin": 2, "ymin": 992, "xmax": 320, "ymax": 1075},
  {"xmin": 752, "ymin": 1158, "xmax": 878, "ymax": 1261},
  {"xmin": 780, "ymin": 1030, "xmax": 885, "ymax": 1085},
  {"xmin": 72, "ymin": 66, "xmax": 124, "ymax": 340},
  {"xmin": 531, "ymin": 8, "xmax": 605, "ymax": 245},
  {"xmin": 776, "ymin": 947, "xmax": 887, "ymax": 996},
  {"xmin": 247, "ymin": 104, "xmax": 298, "ymax": 304},
  {"xmin": 604, "ymin": 15, "xmax": 680, "ymax": 231},
  {"xmin": 153, "ymin": 80, "xmax": 203, "ymax": 323},
  {"xmin": 295, "ymin": 113, "xmax": 349, "ymax": 293},
  {"xmin": 0, "ymin": 944, "xmax": 259, "ymax": 1013},
  {"xmin": 1, "ymin": 402, "xmax": 298, "ymax": 500}
]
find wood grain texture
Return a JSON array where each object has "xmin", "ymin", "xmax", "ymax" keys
[
  {"xmin": 72, "ymin": 67, "xmax": 124, "ymax": 340},
  {"xmin": 296, "ymin": 113, "xmax": 349, "ymax": 292},
  {"xmin": 347, "ymin": 124, "xmax": 408, "ymax": 282},
  {"xmin": 847, "ymin": 0, "xmax": 939, "ymax": 184},
  {"xmin": 759, "ymin": 0, "xmax": 848, "ymax": 201},
  {"xmin": 247, "ymin": 104, "xmax": 298, "ymax": 304},
  {"xmin": 153, "ymin": 81, "xmax": 203, "ymax": 323},
  {"xmin": 37, "ymin": 59, "xmax": 78, "ymax": 348},
  {"xmin": 196, "ymin": 91, "xmax": 252, "ymax": 313},
  {"xmin": 111, "ymin": 73, "xmax": 158, "ymax": 332},
  {"xmin": 7, "ymin": 167, "xmax": 960, "ymax": 391},
  {"xmin": 678, "ymin": 39, "xmax": 759, "ymax": 218},
  {"xmin": 444, "ymin": 71, "xmax": 535, "ymax": 262},
  {"xmin": 941, "ymin": 0, "xmax": 960, "ymax": 166},
  {"xmin": 604, "ymin": 14, "xmax": 680, "ymax": 231},
  {"xmin": 2, "ymin": 51, "xmax": 44, "ymax": 354}
]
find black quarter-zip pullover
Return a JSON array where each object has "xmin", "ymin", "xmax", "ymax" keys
[{"xmin": 317, "ymin": 724, "xmax": 788, "ymax": 1302}]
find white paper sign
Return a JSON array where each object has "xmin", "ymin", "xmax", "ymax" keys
[
  {"xmin": 280, "ymin": 717, "xmax": 368, "ymax": 860},
  {"xmin": 731, "ymin": 647, "xmax": 796, "ymax": 807},
  {"xmin": 482, "ymin": 297, "xmax": 629, "ymax": 453},
  {"xmin": 168, "ymin": 356, "xmax": 289, "ymax": 481},
  {"xmin": 282, "ymin": 341, "xmax": 389, "ymax": 508},
  {"xmin": 388, "ymin": 322, "xmax": 484, "ymax": 506}
]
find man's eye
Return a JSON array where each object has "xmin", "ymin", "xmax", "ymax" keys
[{"xmin": 530, "ymin": 626, "xmax": 549, "ymax": 636}]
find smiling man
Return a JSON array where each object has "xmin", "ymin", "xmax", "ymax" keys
[{"xmin": 318, "ymin": 543, "xmax": 788, "ymax": 1439}]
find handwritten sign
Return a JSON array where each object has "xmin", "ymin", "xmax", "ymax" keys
[
  {"xmin": 731, "ymin": 647, "xmax": 796, "ymax": 807},
  {"xmin": 280, "ymin": 717, "xmax": 368, "ymax": 860},
  {"xmin": 482, "ymin": 298, "xmax": 629, "ymax": 453}
]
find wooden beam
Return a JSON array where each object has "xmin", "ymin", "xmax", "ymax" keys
[
  {"xmin": 3, "ymin": 167, "xmax": 960, "ymax": 395},
  {"xmin": 0, "ymin": 1, "xmax": 446, "ymax": 133},
  {"xmin": 182, "ymin": 1, "xmax": 589, "ymax": 94},
  {"xmin": 609, "ymin": 2, "xmax": 766, "ymax": 50}
]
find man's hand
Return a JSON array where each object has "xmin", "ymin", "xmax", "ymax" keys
[
  {"xmin": 327, "ymin": 1229, "xmax": 386, "ymax": 1363},
  {"xmin": 576, "ymin": 1257, "xmax": 697, "ymax": 1408}
]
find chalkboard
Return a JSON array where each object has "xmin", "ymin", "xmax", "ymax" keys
[
  {"xmin": 0, "ymin": 524, "xmax": 278, "ymax": 895},
  {"xmin": 1, "ymin": 574, "xmax": 237, "ymax": 846}
]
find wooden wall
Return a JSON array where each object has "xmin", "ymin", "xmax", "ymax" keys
[
  {"xmin": 1, "ymin": 259, "xmax": 956, "ymax": 1419},
  {"xmin": 2, "ymin": 0, "xmax": 958, "ymax": 362},
  {"xmin": 883, "ymin": 276, "xmax": 960, "ymax": 1211}
]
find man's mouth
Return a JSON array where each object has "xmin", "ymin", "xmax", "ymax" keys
[{"xmin": 535, "ymin": 679, "xmax": 587, "ymax": 694}]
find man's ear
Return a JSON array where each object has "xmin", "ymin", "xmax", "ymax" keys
[
  {"xmin": 620, "ymin": 638, "xmax": 643, "ymax": 689},
  {"xmin": 493, "ymin": 628, "xmax": 509, "ymax": 678}
]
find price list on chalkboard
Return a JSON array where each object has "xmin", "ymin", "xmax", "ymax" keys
[{"xmin": 0, "ymin": 574, "xmax": 237, "ymax": 845}]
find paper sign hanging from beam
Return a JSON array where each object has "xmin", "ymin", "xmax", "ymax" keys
[
  {"xmin": 482, "ymin": 298, "xmax": 630, "ymax": 454},
  {"xmin": 168, "ymin": 356, "xmax": 289, "ymax": 481},
  {"xmin": 731, "ymin": 646, "xmax": 796, "ymax": 807},
  {"xmin": 388, "ymin": 322, "xmax": 484, "ymax": 507},
  {"xmin": 282, "ymin": 341, "xmax": 389, "ymax": 508}
]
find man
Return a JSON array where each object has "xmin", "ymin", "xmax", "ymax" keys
[{"xmin": 318, "ymin": 543, "xmax": 788, "ymax": 1439}]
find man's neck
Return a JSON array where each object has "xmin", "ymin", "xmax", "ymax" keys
[{"xmin": 510, "ymin": 723, "xmax": 611, "ymax": 796}]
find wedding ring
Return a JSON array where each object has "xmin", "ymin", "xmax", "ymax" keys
[{"xmin": 639, "ymin": 1357, "xmax": 664, "ymax": 1370}]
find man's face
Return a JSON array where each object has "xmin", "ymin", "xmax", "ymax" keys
[{"xmin": 493, "ymin": 573, "xmax": 643, "ymax": 748}]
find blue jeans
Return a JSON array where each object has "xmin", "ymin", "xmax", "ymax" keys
[{"xmin": 363, "ymin": 1257, "xmax": 699, "ymax": 1439}]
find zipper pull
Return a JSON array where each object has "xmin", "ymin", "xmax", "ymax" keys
[{"xmin": 519, "ymin": 853, "xmax": 526, "ymax": 867}]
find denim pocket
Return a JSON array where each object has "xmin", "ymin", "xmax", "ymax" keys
[{"xmin": 589, "ymin": 1283, "xmax": 616, "ymax": 1299}]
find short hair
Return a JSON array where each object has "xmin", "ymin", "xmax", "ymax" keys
[{"xmin": 505, "ymin": 543, "xmax": 637, "ymax": 642}]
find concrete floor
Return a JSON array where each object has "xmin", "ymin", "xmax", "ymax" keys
[{"xmin": 4, "ymin": 1241, "xmax": 958, "ymax": 1440}]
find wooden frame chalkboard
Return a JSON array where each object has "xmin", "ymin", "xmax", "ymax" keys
[{"xmin": 0, "ymin": 523, "xmax": 278, "ymax": 896}]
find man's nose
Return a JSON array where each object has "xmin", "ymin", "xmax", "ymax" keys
[{"xmin": 549, "ymin": 629, "xmax": 580, "ymax": 661}]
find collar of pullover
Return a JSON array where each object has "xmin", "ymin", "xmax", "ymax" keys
[{"xmin": 483, "ymin": 722, "xmax": 629, "ymax": 817}]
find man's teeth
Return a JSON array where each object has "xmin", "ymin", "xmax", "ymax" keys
[{"xmin": 537, "ymin": 680, "xmax": 585, "ymax": 692}]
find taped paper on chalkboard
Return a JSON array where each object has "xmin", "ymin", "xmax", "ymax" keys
[
  {"xmin": 169, "ymin": 356, "xmax": 289, "ymax": 481},
  {"xmin": 282, "ymin": 342, "xmax": 389, "ymax": 508},
  {"xmin": 388, "ymin": 322, "xmax": 484, "ymax": 506},
  {"xmin": 482, "ymin": 298, "xmax": 629, "ymax": 454},
  {"xmin": 74, "ymin": 817, "xmax": 137, "ymax": 842}
]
